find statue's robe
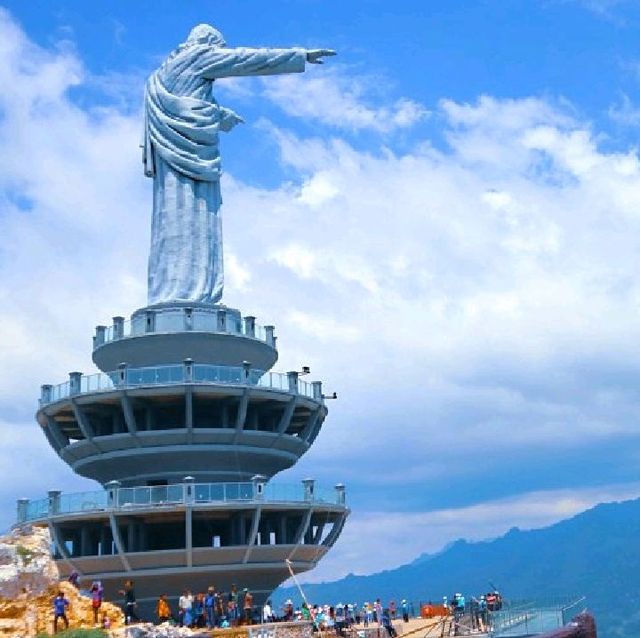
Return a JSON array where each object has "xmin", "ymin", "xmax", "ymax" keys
[{"xmin": 144, "ymin": 44, "xmax": 306, "ymax": 305}]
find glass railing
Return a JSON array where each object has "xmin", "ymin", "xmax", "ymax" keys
[
  {"xmin": 489, "ymin": 598, "xmax": 587, "ymax": 637},
  {"xmin": 18, "ymin": 481, "xmax": 345, "ymax": 523},
  {"xmin": 25, "ymin": 499, "xmax": 49, "ymax": 521},
  {"xmin": 58, "ymin": 490, "xmax": 109, "ymax": 514},
  {"xmin": 97, "ymin": 311, "xmax": 273, "ymax": 347},
  {"xmin": 41, "ymin": 364, "xmax": 318, "ymax": 405}
]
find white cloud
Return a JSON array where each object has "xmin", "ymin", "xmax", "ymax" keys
[
  {"xmin": 261, "ymin": 66, "xmax": 428, "ymax": 133},
  {"xmin": 295, "ymin": 483, "xmax": 640, "ymax": 582},
  {"xmin": 3, "ymin": 9, "xmax": 640, "ymax": 584},
  {"xmin": 608, "ymin": 93, "xmax": 640, "ymax": 127}
]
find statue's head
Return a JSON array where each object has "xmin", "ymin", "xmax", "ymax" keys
[{"xmin": 186, "ymin": 24, "xmax": 226, "ymax": 48}]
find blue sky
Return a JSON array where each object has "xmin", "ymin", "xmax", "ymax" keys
[{"xmin": 3, "ymin": 0, "xmax": 640, "ymax": 580}]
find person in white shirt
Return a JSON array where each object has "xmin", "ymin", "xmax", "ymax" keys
[
  {"xmin": 179, "ymin": 590, "xmax": 194, "ymax": 627},
  {"xmin": 263, "ymin": 600, "xmax": 273, "ymax": 623}
]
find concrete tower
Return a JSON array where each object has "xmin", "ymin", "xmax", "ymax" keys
[
  {"xmin": 17, "ymin": 294, "xmax": 348, "ymax": 613},
  {"xmin": 15, "ymin": 24, "xmax": 347, "ymax": 615}
]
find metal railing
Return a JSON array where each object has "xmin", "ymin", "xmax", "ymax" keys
[
  {"xmin": 16, "ymin": 480, "xmax": 346, "ymax": 524},
  {"xmin": 96, "ymin": 310, "xmax": 272, "ymax": 347},
  {"xmin": 40, "ymin": 363, "xmax": 321, "ymax": 406},
  {"xmin": 489, "ymin": 598, "xmax": 587, "ymax": 637}
]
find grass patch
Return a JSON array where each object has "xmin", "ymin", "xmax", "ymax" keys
[{"xmin": 36, "ymin": 630, "xmax": 108, "ymax": 638}]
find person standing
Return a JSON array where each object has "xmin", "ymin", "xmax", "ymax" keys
[
  {"xmin": 401, "ymin": 599, "xmax": 409, "ymax": 623},
  {"xmin": 179, "ymin": 589, "xmax": 194, "ymax": 627},
  {"xmin": 229, "ymin": 584, "xmax": 239, "ymax": 625},
  {"xmin": 382, "ymin": 608, "xmax": 397, "ymax": 638},
  {"xmin": 263, "ymin": 600, "xmax": 273, "ymax": 623},
  {"xmin": 53, "ymin": 591, "xmax": 70, "ymax": 633},
  {"xmin": 243, "ymin": 588, "xmax": 254, "ymax": 624},
  {"xmin": 374, "ymin": 599, "xmax": 383, "ymax": 625},
  {"xmin": 156, "ymin": 594, "xmax": 172, "ymax": 624},
  {"xmin": 478, "ymin": 596, "xmax": 488, "ymax": 633},
  {"xmin": 205, "ymin": 586, "xmax": 217, "ymax": 628},
  {"xmin": 90, "ymin": 581, "xmax": 104, "ymax": 626},
  {"xmin": 119, "ymin": 580, "xmax": 140, "ymax": 625},
  {"xmin": 194, "ymin": 592, "xmax": 206, "ymax": 628}
]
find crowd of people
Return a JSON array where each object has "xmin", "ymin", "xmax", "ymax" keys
[
  {"xmin": 272, "ymin": 598, "xmax": 413, "ymax": 637},
  {"xmin": 53, "ymin": 572, "xmax": 503, "ymax": 636},
  {"xmin": 155, "ymin": 584, "xmax": 254, "ymax": 628},
  {"xmin": 54, "ymin": 574, "xmax": 417, "ymax": 635},
  {"xmin": 441, "ymin": 591, "xmax": 503, "ymax": 634}
]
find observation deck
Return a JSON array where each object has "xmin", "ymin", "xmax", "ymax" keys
[
  {"xmin": 92, "ymin": 302, "xmax": 278, "ymax": 372},
  {"xmin": 17, "ymin": 477, "xmax": 348, "ymax": 609},
  {"xmin": 38, "ymin": 361, "xmax": 327, "ymax": 485}
]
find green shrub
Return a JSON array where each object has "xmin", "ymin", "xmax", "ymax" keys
[{"xmin": 15, "ymin": 544, "xmax": 36, "ymax": 566}]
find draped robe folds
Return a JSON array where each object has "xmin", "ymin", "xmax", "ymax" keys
[{"xmin": 144, "ymin": 44, "xmax": 307, "ymax": 305}]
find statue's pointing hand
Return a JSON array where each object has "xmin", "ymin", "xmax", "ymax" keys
[
  {"xmin": 218, "ymin": 107, "xmax": 244, "ymax": 133},
  {"xmin": 306, "ymin": 49, "xmax": 337, "ymax": 65}
]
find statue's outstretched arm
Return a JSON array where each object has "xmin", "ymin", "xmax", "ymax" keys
[{"xmin": 197, "ymin": 46, "xmax": 336, "ymax": 80}]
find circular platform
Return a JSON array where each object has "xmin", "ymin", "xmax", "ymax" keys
[{"xmin": 92, "ymin": 303, "xmax": 278, "ymax": 372}]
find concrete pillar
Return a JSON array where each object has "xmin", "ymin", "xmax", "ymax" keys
[
  {"xmin": 311, "ymin": 381, "xmax": 323, "ymax": 401},
  {"xmin": 279, "ymin": 515, "xmax": 288, "ymax": 544},
  {"xmin": 47, "ymin": 490, "xmax": 61, "ymax": 516},
  {"xmin": 117, "ymin": 362, "xmax": 128, "ymax": 387},
  {"xmin": 139, "ymin": 522, "xmax": 148, "ymax": 552},
  {"xmin": 242, "ymin": 361, "xmax": 252, "ymax": 382},
  {"xmin": 252, "ymin": 474, "xmax": 267, "ymax": 500},
  {"xmin": 183, "ymin": 476, "xmax": 195, "ymax": 505},
  {"xmin": 216, "ymin": 309, "xmax": 227, "ymax": 332},
  {"xmin": 40, "ymin": 384, "xmax": 52, "ymax": 405},
  {"xmin": 183, "ymin": 307, "xmax": 193, "ymax": 331},
  {"xmin": 244, "ymin": 316, "xmax": 256, "ymax": 338},
  {"xmin": 334, "ymin": 483, "xmax": 346, "ymax": 505},
  {"xmin": 94, "ymin": 325, "xmax": 107, "ymax": 346},
  {"xmin": 264, "ymin": 325, "xmax": 275, "ymax": 347},
  {"xmin": 221, "ymin": 404, "xmax": 229, "ymax": 428},
  {"xmin": 112, "ymin": 316, "xmax": 125, "ymax": 340},
  {"xmin": 68, "ymin": 372, "xmax": 82, "ymax": 396},
  {"xmin": 16, "ymin": 498, "xmax": 29, "ymax": 524},
  {"xmin": 106, "ymin": 480, "xmax": 121, "ymax": 509},
  {"xmin": 127, "ymin": 522, "xmax": 136, "ymax": 552},
  {"xmin": 80, "ymin": 525, "xmax": 90, "ymax": 556},
  {"xmin": 287, "ymin": 371, "xmax": 299, "ymax": 394},
  {"xmin": 302, "ymin": 478, "xmax": 315, "ymax": 502},
  {"xmin": 183, "ymin": 358, "xmax": 193, "ymax": 383},
  {"xmin": 99, "ymin": 525, "xmax": 109, "ymax": 556},
  {"xmin": 145, "ymin": 310, "xmax": 156, "ymax": 333}
]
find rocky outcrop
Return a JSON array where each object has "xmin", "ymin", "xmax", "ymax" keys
[
  {"xmin": 111, "ymin": 621, "xmax": 314, "ymax": 638},
  {"xmin": 111, "ymin": 623, "xmax": 210, "ymax": 637},
  {"xmin": 0, "ymin": 525, "xmax": 58, "ymax": 599},
  {"xmin": 0, "ymin": 525, "xmax": 123, "ymax": 636}
]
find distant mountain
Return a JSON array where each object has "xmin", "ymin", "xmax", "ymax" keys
[{"xmin": 275, "ymin": 498, "xmax": 640, "ymax": 638}]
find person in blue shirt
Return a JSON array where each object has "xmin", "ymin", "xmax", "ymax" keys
[
  {"xmin": 193, "ymin": 592, "xmax": 206, "ymax": 628},
  {"xmin": 381, "ymin": 608, "xmax": 397, "ymax": 638},
  {"xmin": 53, "ymin": 591, "xmax": 70, "ymax": 633},
  {"xmin": 205, "ymin": 586, "xmax": 217, "ymax": 628}
]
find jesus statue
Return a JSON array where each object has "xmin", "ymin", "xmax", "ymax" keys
[{"xmin": 143, "ymin": 24, "xmax": 335, "ymax": 306}]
